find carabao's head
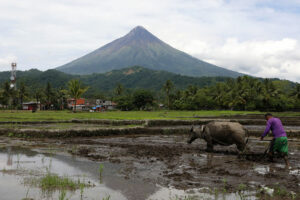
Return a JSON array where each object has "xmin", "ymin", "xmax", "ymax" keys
[
  {"xmin": 265, "ymin": 113, "xmax": 273, "ymax": 121},
  {"xmin": 187, "ymin": 125, "xmax": 205, "ymax": 144}
]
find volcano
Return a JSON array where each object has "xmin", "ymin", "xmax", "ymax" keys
[{"xmin": 57, "ymin": 26, "xmax": 242, "ymax": 77}]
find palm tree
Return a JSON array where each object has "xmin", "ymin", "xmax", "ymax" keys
[
  {"xmin": 163, "ymin": 80, "xmax": 174, "ymax": 109},
  {"xmin": 291, "ymin": 84, "xmax": 300, "ymax": 100},
  {"xmin": 67, "ymin": 79, "xmax": 88, "ymax": 112},
  {"xmin": 58, "ymin": 86, "xmax": 68, "ymax": 110},
  {"xmin": 262, "ymin": 79, "xmax": 279, "ymax": 109},
  {"xmin": 34, "ymin": 88, "xmax": 44, "ymax": 110},
  {"xmin": 18, "ymin": 82, "xmax": 27, "ymax": 107},
  {"xmin": 2, "ymin": 81, "xmax": 11, "ymax": 108},
  {"xmin": 45, "ymin": 82, "xmax": 53, "ymax": 109},
  {"xmin": 115, "ymin": 83, "xmax": 124, "ymax": 96}
]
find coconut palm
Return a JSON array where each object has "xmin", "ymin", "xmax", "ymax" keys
[
  {"xmin": 115, "ymin": 83, "xmax": 124, "ymax": 96},
  {"xmin": 44, "ymin": 82, "xmax": 54, "ymax": 109},
  {"xmin": 58, "ymin": 86, "xmax": 68, "ymax": 110},
  {"xmin": 163, "ymin": 80, "xmax": 174, "ymax": 109},
  {"xmin": 18, "ymin": 82, "xmax": 28, "ymax": 106},
  {"xmin": 291, "ymin": 84, "xmax": 300, "ymax": 100},
  {"xmin": 67, "ymin": 79, "xmax": 88, "ymax": 112}
]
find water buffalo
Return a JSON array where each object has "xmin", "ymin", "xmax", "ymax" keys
[{"xmin": 187, "ymin": 121, "xmax": 248, "ymax": 152}]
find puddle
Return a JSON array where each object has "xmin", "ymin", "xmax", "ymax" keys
[
  {"xmin": 290, "ymin": 169, "xmax": 300, "ymax": 176},
  {"xmin": 0, "ymin": 146, "xmax": 254, "ymax": 200},
  {"xmin": 1, "ymin": 134, "xmax": 300, "ymax": 200},
  {"xmin": 146, "ymin": 186, "xmax": 257, "ymax": 200},
  {"xmin": 0, "ymin": 146, "xmax": 128, "ymax": 200},
  {"xmin": 254, "ymin": 165, "xmax": 270, "ymax": 175}
]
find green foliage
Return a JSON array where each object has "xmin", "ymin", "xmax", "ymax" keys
[
  {"xmin": 114, "ymin": 83, "xmax": 124, "ymax": 96},
  {"xmin": 58, "ymin": 189, "xmax": 68, "ymax": 200},
  {"xmin": 99, "ymin": 164, "xmax": 104, "ymax": 176},
  {"xmin": 115, "ymin": 95, "xmax": 135, "ymax": 111},
  {"xmin": 8, "ymin": 132, "xmax": 14, "ymax": 137},
  {"xmin": 67, "ymin": 79, "xmax": 88, "ymax": 112},
  {"xmin": 273, "ymin": 185, "xmax": 288, "ymax": 197},
  {"xmin": 163, "ymin": 79, "xmax": 174, "ymax": 108},
  {"xmin": 133, "ymin": 89, "xmax": 155, "ymax": 110},
  {"xmin": 171, "ymin": 76, "xmax": 300, "ymax": 111},
  {"xmin": 0, "ymin": 67, "xmax": 230, "ymax": 98},
  {"xmin": 18, "ymin": 82, "xmax": 28, "ymax": 105},
  {"xmin": 0, "ymin": 67, "xmax": 299, "ymax": 112},
  {"xmin": 0, "ymin": 110, "xmax": 297, "ymax": 122},
  {"xmin": 40, "ymin": 173, "xmax": 85, "ymax": 190},
  {"xmin": 102, "ymin": 195, "xmax": 111, "ymax": 200},
  {"xmin": 99, "ymin": 163, "xmax": 104, "ymax": 183}
]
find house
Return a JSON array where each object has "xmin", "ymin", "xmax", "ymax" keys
[
  {"xmin": 22, "ymin": 102, "xmax": 40, "ymax": 111},
  {"xmin": 103, "ymin": 100, "xmax": 117, "ymax": 110},
  {"xmin": 90, "ymin": 99, "xmax": 117, "ymax": 111},
  {"xmin": 91, "ymin": 105, "xmax": 103, "ymax": 112},
  {"xmin": 67, "ymin": 98, "xmax": 89, "ymax": 111}
]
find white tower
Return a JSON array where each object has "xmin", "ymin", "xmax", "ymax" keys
[{"xmin": 10, "ymin": 63, "xmax": 17, "ymax": 89}]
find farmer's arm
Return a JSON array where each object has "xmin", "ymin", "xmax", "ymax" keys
[{"xmin": 261, "ymin": 120, "xmax": 272, "ymax": 140}]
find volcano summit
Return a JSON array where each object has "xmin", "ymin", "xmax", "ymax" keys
[{"xmin": 57, "ymin": 26, "xmax": 242, "ymax": 77}]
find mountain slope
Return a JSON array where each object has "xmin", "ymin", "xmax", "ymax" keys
[
  {"xmin": 0, "ymin": 67, "xmax": 232, "ymax": 97},
  {"xmin": 56, "ymin": 26, "xmax": 242, "ymax": 78},
  {"xmin": 80, "ymin": 66, "xmax": 232, "ymax": 92}
]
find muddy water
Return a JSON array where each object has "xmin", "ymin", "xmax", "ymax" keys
[
  {"xmin": 0, "ymin": 145, "xmax": 244, "ymax": 200},
  {"xmin": 0, "ymin": 147, "xmax": 130, "ymax": 200},
  {"xmin": 1, "ymin": 135, "xmax": 300, "ymax": 200}
]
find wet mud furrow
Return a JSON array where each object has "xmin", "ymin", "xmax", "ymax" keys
[{"xmin": 60, "ymin": 135, "xmax": 300, "ymax": 195}]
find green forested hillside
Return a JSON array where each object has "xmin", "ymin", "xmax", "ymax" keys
[
  {"xmin": 0, "ymin": 66, "xmax": 299, "ymax": 111},
  {"xmin": 0, "ymin": 66, "xmax": 231, "ymax": 97}
]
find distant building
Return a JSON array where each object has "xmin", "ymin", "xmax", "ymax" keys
[
  {"xmin": 67, "ymin": 98, "xmax": 89, "ymax": 111},
  {"xmin": 22, "ymin": 102, "xmax": 40, "ymax": 111},
  {"xmin": 91, "ymin": 99, "xmax": 117, "ymax": 111},
  {"xmin": 67, "ymin": 98, "xmax": 117, "ymax": 111},
  {"xmin": 102, "ymin": 100, "xmax": 117, "ymax": 110}
]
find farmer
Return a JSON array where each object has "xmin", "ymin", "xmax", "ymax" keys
[{"xmin": 260, "ymin": 113, "xmax": 290, "ymax": 167}]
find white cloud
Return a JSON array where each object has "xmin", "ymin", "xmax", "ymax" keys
[
  {"xmin": 0, "ymin": 55, "xmax": 17, "ymax": 71},
  {"xmin": 186, "ymin": 38, "xmax": 300, "ymax": 81},
  {"xmin": 0, "ymin": 0, "xmax": 299, "ymax": 81}
]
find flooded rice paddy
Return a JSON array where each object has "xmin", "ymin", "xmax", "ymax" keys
[{"xmin": 0, "ymin": 130, "xmax": 300, "ymax": 199}]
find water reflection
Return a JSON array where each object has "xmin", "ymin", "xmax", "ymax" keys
[{"xmin": 0, "ymin": 146, "xmax": 130, "ymax": 200}]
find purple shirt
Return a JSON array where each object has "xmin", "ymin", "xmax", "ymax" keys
[{"xmin": 262, "ymin": 117, "xmax": 287, "ymax": 138}]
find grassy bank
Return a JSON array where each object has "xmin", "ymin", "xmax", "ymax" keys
[{"xmin": 0, "ymin": 110, "xmax": 299, "ymax": 122}]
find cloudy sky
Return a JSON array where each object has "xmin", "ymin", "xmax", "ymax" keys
[{"xmin": 0, "ymin": 0, "xmax": 300, "ymax": 82}]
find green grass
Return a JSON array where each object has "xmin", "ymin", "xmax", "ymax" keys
[
  {"xmin": 39, "ymin": 173, "xmax": 90, "ymax": 190},
  {"xmin": 58, "ymin": 189, "xmax": 67, "ymax": 200},
  {"xmin": 0, "ymin": 110, "xmax": 298, "ymax": 122}
]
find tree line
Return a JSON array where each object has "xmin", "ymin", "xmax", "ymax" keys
[
  {"xmin": 114, "ymin": 76, "xmax": 300, "ymax": 111},
  {"xmin": 0, "ymin": 76, "xmax": 299, "ymax": 112},
  {"xmin": 0, "ymin": 80, "xmax": 88, "ymax": 111}
]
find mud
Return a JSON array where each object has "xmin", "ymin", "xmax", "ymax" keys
[
  {"xmin": 1, "ymin": 124, "xmax": 300, "ymax": 139},
  {"xmin": 1, "ymin": 133, "xmax": 299, "ymax": 199},
  {"xmin": 68, "ymin": 135, "xmax": 300, "ymax": 192},
  {"xmin": 1, "ymin": 115, "xmax": 300, "ymax": 199}
]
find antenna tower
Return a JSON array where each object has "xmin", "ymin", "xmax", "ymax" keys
[{"xmin": 10, "ymin": 63, "xmax": 17, "ymax": 89}]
